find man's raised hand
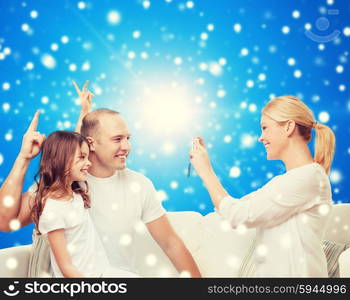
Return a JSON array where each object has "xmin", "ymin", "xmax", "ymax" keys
[{"xmin": 73, "ymin": 80, "xmax": 94, "ymax": 114}]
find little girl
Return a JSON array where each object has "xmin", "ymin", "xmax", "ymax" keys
[{"xmin": 30, "ymin": 131, "xmax": 137, "ymax": 277}]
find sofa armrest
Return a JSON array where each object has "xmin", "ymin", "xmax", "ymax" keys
[
  {"xmin": 0, "ymin": 245, "xmax": 32, "ymax": 277},
  {"xmin": 339, "ymin": 247, "xmax": 350, "ymax": 278}
]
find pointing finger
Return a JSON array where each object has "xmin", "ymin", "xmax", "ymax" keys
[{"xmin": 27, "ymin": 110, "xmax": 41, "ymax": 132}]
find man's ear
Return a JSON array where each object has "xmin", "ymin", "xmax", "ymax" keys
[
  {"xmin": 86, "ymin": 136, "xmax": 96, "ymax": 151},
  {"xmin": 285, "ymin": 120, "xmax": 296, "ymax": 137}
]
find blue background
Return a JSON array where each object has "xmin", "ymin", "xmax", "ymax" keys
[{"xmin": 0, "ymin": 0, "xmax": 349, "ymax": 249}]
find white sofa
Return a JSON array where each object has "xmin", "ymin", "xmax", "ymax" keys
[{"xmin": 0, "ymin": 205, "xmax": 349, "ymax": 277}]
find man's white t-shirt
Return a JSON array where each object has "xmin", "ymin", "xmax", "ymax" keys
[
  {"xmin": 86, "ymin": 168, "xmax": 166, "ymax": 273},
  {"xmin": 217, "ymin": 163, "xmax": 332, "ymax": 277}
]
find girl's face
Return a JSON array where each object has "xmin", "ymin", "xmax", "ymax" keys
[
  {"xmin": 258, "ymin": 114, "xmax": 288, "ymax": 160},
  {"xmin": 70, "ymin": 142, "xmax": 91, "ymax": 182}
]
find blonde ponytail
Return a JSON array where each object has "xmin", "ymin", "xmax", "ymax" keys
[
  {"xmin": 263, "ymin": 96, "xmax": 336, "ymax": 174},
  {"xmin": 313, "ymin": 122, "xmax": 335, "ymax": 175}
]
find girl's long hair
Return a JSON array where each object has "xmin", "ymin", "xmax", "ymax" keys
[
  {"xmin": 31, "ymin": 131, "xmax": 91, "ymax": 234},
  {"xmin": 262, "ymin": 96, "xmax": 335, "ymax": 174}
]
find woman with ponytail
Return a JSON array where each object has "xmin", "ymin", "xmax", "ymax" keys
[{"xmin": 190, "ymin": 96, "xmax": 335, "ymax": 277}]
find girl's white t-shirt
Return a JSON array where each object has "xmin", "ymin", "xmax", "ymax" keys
[
  {"xmin": 217, "ymin": 163, "xmax": 332, "ymax": 277},
  {"xmin": 38, "ymin": 193, "xmax": 109, "ymax": 277}
]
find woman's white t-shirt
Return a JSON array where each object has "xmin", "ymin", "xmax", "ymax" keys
[
  {"xmin": 217, "ymin": 163, "xmax": 332, "ymax": 277},
  {"xmin": 38, "ymin": 193, "xmax": 109, "ymax": 277}
]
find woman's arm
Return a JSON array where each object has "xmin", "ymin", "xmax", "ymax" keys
[
  {"xmin": 47, "ymin": 229, "xmax": 84, "ymax": 278},
  {"xmin": 189, "ymin": 137, "xmax": 228, "ymax": 208}
]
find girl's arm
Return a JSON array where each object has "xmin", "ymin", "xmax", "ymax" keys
[{"xmin": 47, "ymin": 229, "xmax": 84, "ymax": 278}]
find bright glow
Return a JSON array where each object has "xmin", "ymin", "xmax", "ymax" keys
[
  {"xmin": 241, "ymin": 134, "xmax": 256, "ymax": 148},
  {"xmin": 179, "ymin": 270, "xmax": 191, "ymax": 278},
  {"xmin": 305, "ymin": 23, "xmax": 312, "ymax": 30},
  {"xmin": 318, "ymin": 204, "xmax": 330, "ymax": 216},
  {"xmin": 224, "ymin": 135, "xmax": 232, "ymax": 143},
  {"xmin": 217, "ymin": 89, "xmax": 226, "ymax": 98},
  {"xmin": 133, "ymin": 30, "xmax": 141, "ymax": 39},
  {"xmin": 30, "ymin": 10, "xmax": 38, "ymax": 18},
  {"xmin": 339, "ymin": 84, "xmax": 346, "ymax": 92},
  {"xmin": 41, "ymin": 96, "xmax": 49, "ymax": 104},
  {"xmin": 162, "ymin": 141, "xmax": 176, "ymax": 154},
  {"xmin": 61, "ymin": 35, "xmax": 69, "ymax": 44},
  {"xmin": 200, "ymin": 32, "xmax": 208, "ymax": 40},
  {"xmin": 246, "ymin": 80, "xmax": 254, "ymax": 88},
  {"xmin": 256, "ymin": 244, "xmax": 268, "ymax": 257},
  {"xmin": 138, "ymin": 83, "xmax": 196, "ymax": 135},
  {"xmin": 207, "ymin": 24, "xmax": 214, "ymax": 31},
  {"xmin": 25, "ymin": 62, "xmax": 34, "ymax": 70},
  {"xmin": 330, "ymin": 170, "xmax": 342, "ymax": 183},
  {"xmin": 258, "ymin": 73, "xmax": 266, "ymax": 81},
  {"xmin": 21, "ymin": 23, "xmax": 29, "ymax": 32},
  {"xmin": 229, "ymin": 166, "xmax": 241, "ymax": 178},
  {"xmin": 287, "ymin": 57, "xmax": 296, "ymax": 66},
  {"xmin": 336, "ymin": 65, "xmax": 343, "ymax": 73},
  {"xmin": 344, "ymin": 27, "xmax": 350, "ymax": 36},
  {"xmin": 170, "ymin": 181, "xmax": 178, "ymax": 189},
  {"xmin": 3, "ymin": 196, "xmax": 14, "ymax": 207},
  {"xmin": 107, "ymin": 10, "xmax": 121, "ymax": 24},
  {"xmin": 78, "ymin": 1, "xmax": 86, "ymax": 9},
  {"xmin": 294, "ymin": 70, "xmax": 302, "ymax": 78},
  {"xmin": 6, "ymin": 258, "xmax": 18, "ymax": 270},
  {"xmin": 2, "ymin": 82, "xmax": 10, "ymax": 91},
  {"xmin": 145, "ymin": 254, "xmax": 157, "ymax": 266},
  {"xmin": 318, "ymin": 111, "xmax": 330, "ymax": 123},
  {"xmin": 51, "ymin": 43, "xmax": 59, "ymax": 51},
  {"xmin": 143, "ymin": 1, "xmax": 151, "ymax": 9},
  {"xmin": 209, "ymin": 62, "xmax": 222, "ymax": 76},
  {"xmin": 69, "ymin": 63, "xmax": 77, "ymax": 71},
  {"xmin": 82, "ymin": 61, "xmax": 90, "ymax": 71},
  {"xmin": 292, "ymin": 10, "xmax": 300, "ymax": 18},
  {"xmin": 186, "ymin": 1, "xmax": 194, "ymax": 9},
  {"xmin": 282, "ymin": 26, "xmax": 290, "ymax": 34},
  {"xmin": 174, "ymin": 57, "xmax": 182, "ymax": 65},
  {"xmin": 9, "ymin": 219, "xmax": 21, "ymax": 231},
  {"xmin": 119, "ymin": 234, "xmax": 132, "ymax": 246},
  {"xmin": 156, "ymin": 190, "xmax": 168, "ymax": 202},
  {"xmin": 240, "ymin": 48, "xmax": 249, "ymax": 56},
  {"xmin": 233, "ymin": 23, "xmax": 242, "ymax": 33},
  {"xmin": 3, "ymin": 103, "xmax": 10, "ymax": 112}
]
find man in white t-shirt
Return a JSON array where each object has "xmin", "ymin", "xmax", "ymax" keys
[{"xmin": 0, "ymin": 84, "xmax": 201, "ymax": 277}]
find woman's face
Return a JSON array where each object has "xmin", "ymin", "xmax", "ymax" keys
[
  {"xmin": 70, "ymin": 142, "xmax": 91, "ymax": 182},
  {"xmin": 258, "ymin": 114, "xmax": 288, "ymax": 160}
]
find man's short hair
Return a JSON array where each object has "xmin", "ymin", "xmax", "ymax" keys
[{"xmin": 80, "ymin": 108, "xmax": 120, "ymax": 138}]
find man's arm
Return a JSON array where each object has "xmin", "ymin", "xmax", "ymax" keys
[
  {"xmin": 146, "ymin": 215, "xmax": 201, "ymax": 278},
  {"xmin": 0, "ymin": 110, "xmax": 44, "ymax": 231},
  {"xmin": 72, "ymin": 80, "xmax": 93, "ymax": 133}
]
